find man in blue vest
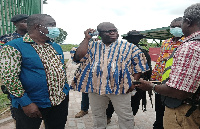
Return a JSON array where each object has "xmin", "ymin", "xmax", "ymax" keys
[{"xmin": 0, "ymin": 14, "xmax": 70, "ymax": 129}]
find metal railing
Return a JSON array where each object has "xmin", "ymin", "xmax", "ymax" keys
[{"xmin": 0, "ymin": 0, "xmax": 41, "ymax": 35}]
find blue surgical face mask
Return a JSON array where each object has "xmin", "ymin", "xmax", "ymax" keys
[
  {"xmin": 170, "ymin": 27, "xmax": 184, "ymax": 37},
  {"xmin": 46, "ymin": 27, "xmax": 60, "ymax": 39},
  {"xmin": 39, "ymin": 25, "xmax": 60, "ymax": 39}
]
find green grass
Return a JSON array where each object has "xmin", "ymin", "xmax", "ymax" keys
[
  {"xmin": 60, "ymin": 44, "xmax": 79, "ymax": 52},
  {"xmin": 0, "ymin": 91, "xmax": 10, "ymax": 112}
]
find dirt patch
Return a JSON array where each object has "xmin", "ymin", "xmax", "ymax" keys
[{"xmin": 0, "ymin": 109, "xmax": 12, "ymax": 120}]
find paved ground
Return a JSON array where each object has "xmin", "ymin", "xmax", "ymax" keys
[{"xmin": 0, "ymin": 52, "xmax": 156, "ymax": 129}]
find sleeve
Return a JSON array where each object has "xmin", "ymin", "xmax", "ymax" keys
[
  {"xmin": 0, "ymin": 36, "xmax": 6, "ymax": 48},
  {"xmin": 151, "ymin": 40, "xmax": 166, "ymax": 80},
  {"xmin": 166, "ymin": 45, "xmax": 200, "ymax": 93},
  {"xmin": 70, "ymin": 47, "xmax": 89, "ymax": 63},
  {"xmin": 131, "ymin": 46, "xmax": 150, "ymax": 74},
  {"xmin": 0, "ymin": 45, "xmax": 32, "ymax": 106}
]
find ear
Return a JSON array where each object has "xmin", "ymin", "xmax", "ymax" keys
[
  {"xmin": 185, "ymin": 18, "xmax": 192, "ymax": 27},
  {"xmin": 99, "ymin": 32, "xmax": 103, "ymax": 37},
  {"xmin": 34, "ymin": 24, "xmax": 40, "ymax": 30},
  {"xmin": 13, "ymin": 22, "xmax": 17, "ymax": 26}
]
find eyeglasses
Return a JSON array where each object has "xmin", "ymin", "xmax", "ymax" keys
[
  {"xmin": 183, "ymin": 16, "xmax": 192, "ymax": 22},
  {"xmin": 100, "ymin": 29, "xmax": 118, "ymax": 34}
]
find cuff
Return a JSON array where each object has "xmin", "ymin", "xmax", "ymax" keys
[{"xmin": 11, "ymin": 93, "xmax": 32, "ymax": 107}]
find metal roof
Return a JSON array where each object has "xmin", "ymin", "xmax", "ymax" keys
[{"xmin": 140, "ymin": 26, "xmax": 173, "ymax": 40}]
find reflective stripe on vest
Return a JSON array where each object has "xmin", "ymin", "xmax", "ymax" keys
[{"xmin": 162, "ymin": 49, "xmax": 177, "ymax": 84}]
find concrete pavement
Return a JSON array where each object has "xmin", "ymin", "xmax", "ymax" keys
[{"xmin": 0, "ymin": 52, "xmax": 157, "ymax": 129}]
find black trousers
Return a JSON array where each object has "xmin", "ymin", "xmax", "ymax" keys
[
  {"xmin": 153, "ymin": 94, "xmax": 165, "ymax": 129},
  {"xmin": 106, "ymin": 101, "xmax": 115, "ymax": 118},
  {"xmin": 14, "ymin": 95, "xmax": 69, "ymax": 129}
]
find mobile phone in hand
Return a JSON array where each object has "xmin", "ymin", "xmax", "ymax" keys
[{"xmin": 89, "ymin": 31, "xmax": 99, "ymax": 37}]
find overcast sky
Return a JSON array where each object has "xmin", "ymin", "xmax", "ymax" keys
[{"xmin": 43, "ymin": 0, "xmax": 199, "ymax": 44}]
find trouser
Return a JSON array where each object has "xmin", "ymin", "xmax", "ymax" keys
[
  {"xmin": 153, "ymin": 94, "xmax": 165, "ymax": 129},
  {"xmin": 106, "ymin": 89, "xmax": 146, "ymax": 118},
  {"xmin": 131, "ymin": 88, "xmax": 146, "ymax": 116},
  {"xmin": 14, "ymin": 95, "xmax": 69, "ymax": 129},
  {"xmin": 81, "ymin": 92, "xmax": 117, "ymax": 119},
  {"xmin": 164, "ymin": 104, "xmax": 200, "ymax": 129},
  {"xmin": 81, "ymin": 92, "xmax": 89, "ymax": 111},
  {"xmin": 106, "ymin": 101, "xmax": 114, "ymax": 119},
  {"xmin": 89, "ymin": 93, "xmax": 134, "ymax": 129}
]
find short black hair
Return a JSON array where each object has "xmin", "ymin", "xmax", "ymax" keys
[
  {"xmin": 122, "ymin": 30, "xmax": 145, "ymax": 39},
  {"xmin": 171, "ymin": 17, "xmax": 183, "ymax": 23},
  {"xmin": 97, "ymin": 22, "xmax": 116, "ymax": 32},
  {"xmin": 27, "ymin": 14, "xmax": 52, "ymax": 30}
]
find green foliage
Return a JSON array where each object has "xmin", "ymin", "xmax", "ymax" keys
[
  {"xmin": 138, "ymin": 38, "xmax": 160, "ymax": 51},
  {"xmin": 53, "ymin": 28, "xmax": 68, "ymax": 44},
  {"xmin": 0, "ymin": 92, "xmax": 10, "ymax": 112},
  {"xmin": 60, "ymin": 44, "xmax": 79, "ymax": 52}
]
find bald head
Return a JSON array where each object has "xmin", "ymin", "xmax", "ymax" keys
[{"xmin": 97, "ymin": 22, "xmax": 117, "ymax": 32}]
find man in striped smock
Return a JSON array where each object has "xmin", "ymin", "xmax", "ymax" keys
[{"xmin": 71, "ymin": 22, "xmax": 149, "ymax": 129}]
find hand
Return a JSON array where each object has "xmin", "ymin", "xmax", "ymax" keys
[
  {"xmin": 135, "ymin": 78, "xmax": 154, "ymax": 91},
  {"xmin": 84, "ymin": 28, "xmax": 95, "ymax": 40},
  {"xmin": 160, "ymin": 57, "xmax": 168, "ymax": 62},
  {"xmin": 126, "ymin": 84, "xmax": 136, "ymax": 93},
  {"xmin": 22, "ymin": 103, "xmax": 42, "ymax": 118}
]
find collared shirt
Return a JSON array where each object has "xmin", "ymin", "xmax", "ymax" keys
[
  {"xmin": 166, "ymin": 31, "xmax": 200, "ymax": 93},
  {"xmin": 0, "ymin": 31, "xmax": 22, "ymax": 49},
  {"xmin": 0, "ymin": 33, "xmax": 69, "ymax": 108},
  {"xmin": 151, "ymin": 37, "xmax": 184, "ymax": 81},
  {"xmin": 71, "ymin": 40, "xmax": 149, "ymax": 95}
]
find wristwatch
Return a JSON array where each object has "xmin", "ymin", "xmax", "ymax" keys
[{"xmin": 152, "ymin": 83, "xmax": 158, "ymax": 94}]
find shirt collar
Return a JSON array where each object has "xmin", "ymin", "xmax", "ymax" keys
[
  {"xmin": 23, "ymin": 33, "xmax": 34, "ymax": 43},
  {"xmin": 183, "ymin": 31, "xmax": 200, "ymax": 42},
  {"xmin": 23, "ymin": 33, "xmax": 53, "ymax": 45}
]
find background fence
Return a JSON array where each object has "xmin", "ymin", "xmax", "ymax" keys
[{"xmin": 0, "ymin": 0, "xmax": 41, "ymax": 35}]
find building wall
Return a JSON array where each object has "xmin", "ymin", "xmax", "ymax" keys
[{"xmin": 0, "ymin": 0, "xmax": 41, "ymax": 35}]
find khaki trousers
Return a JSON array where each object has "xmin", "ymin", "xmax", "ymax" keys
[
  {"xmin": 164, "ymin": 104, "xmax": 200, "ymax": 129},
  {"xmin": 89, "ymin": 93, "xmax": 134, "ymax": 129}
]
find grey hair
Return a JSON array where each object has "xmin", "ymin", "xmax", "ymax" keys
[
  {"xmin": 184, "ymin": 3, "xmax": 200, "ymax": 25},
  {"xmin": 27, "ymin": 14, "xmax": 52, "ymax": 30},
  {"xmin": 97, "ymin": 22, "xmax": 116, "ymax": 32}
]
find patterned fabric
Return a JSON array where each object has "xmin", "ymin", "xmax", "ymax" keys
[
  {"xmin": 0, "ymin": 33, "xmax": 68, "ymax": 107},
  {"xmin": 71, "ymin": 40, "xmax": 149, "ymax": 95},
  {"xmin": 166, "ymin": 31, "xmax": 200, "ymax": 93},
  {"xmin": 0, "ymin": 46, "xmax": 24, "ymax": 97},
  {"xmin": 31, "ymin": 44, "xmax": 67, "ymax": 106},
  {"xmin": 151, "ymin": 37, "xmax": 184, "ymax": 81},
  {"xmin": 0, "ymin": 31, "xmax": 22, "ymax": 49}
]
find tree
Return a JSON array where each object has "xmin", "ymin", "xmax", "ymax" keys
[{"xmin": 53, "ymin": 28, "xmax": 68, "ymax": 44}]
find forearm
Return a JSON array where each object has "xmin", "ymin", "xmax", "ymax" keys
[
  {"xmin": 154, "ymin": 84, "xmax": 192, "ymax": 100},
  {"xmin": 74, "ymin": 38, "xmax": 90, "ymax": 61}
]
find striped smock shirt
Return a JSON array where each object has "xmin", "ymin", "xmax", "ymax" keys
[{"xmin": 71, "ymin": 39, "xmax": 149, "ymax": 95}]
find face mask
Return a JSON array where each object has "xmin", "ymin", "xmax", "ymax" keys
[
  {"xmin": 39, "ymin": 25, "xmax": 60, "ymax": 39},
  {"xmin": 170, "ymin": 27, "xmax": 183, "ymax": 37}
]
